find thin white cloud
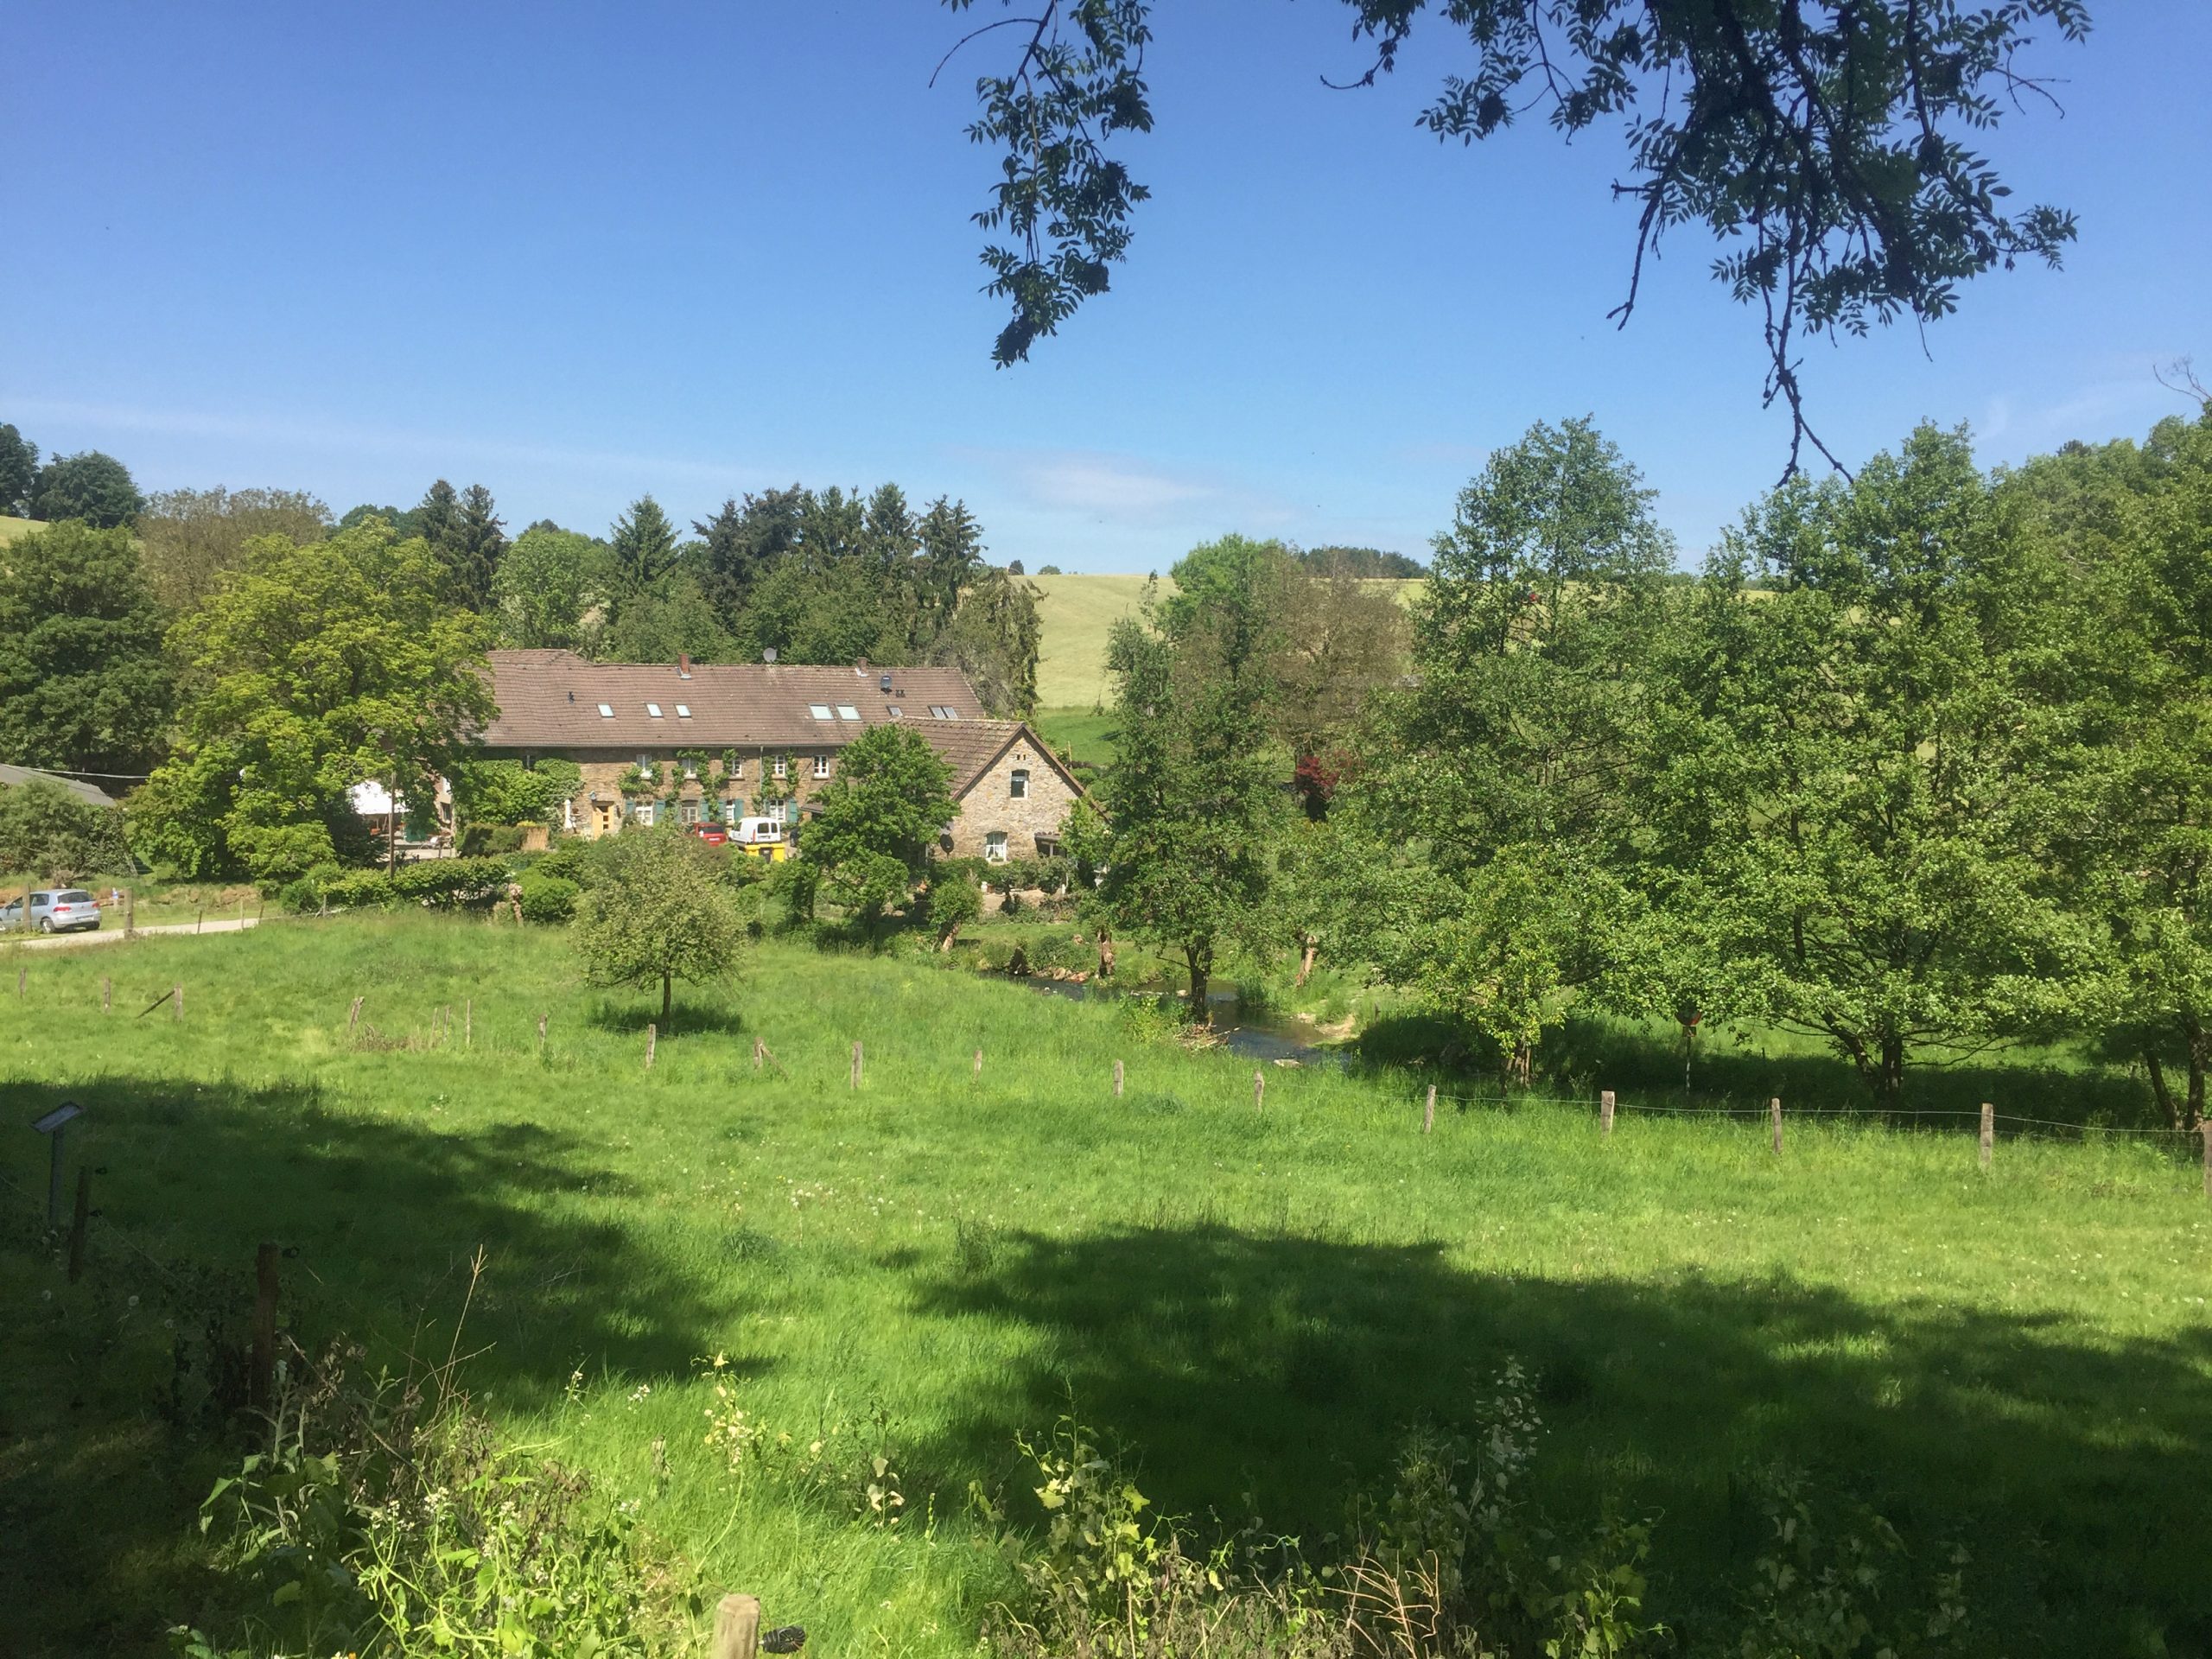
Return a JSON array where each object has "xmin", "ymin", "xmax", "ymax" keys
[
  {"xmin": 950, "ymin": 444, "xmax": 1296, "ymax": 530},
  {"xmin": 4, "ymin": 396, "xmax": 760, "ymax": 484}
]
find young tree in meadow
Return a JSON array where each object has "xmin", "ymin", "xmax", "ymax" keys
[
  {"xmin": 0, "ymin": 521, "xmax": 174, "ymax": 775},
  {"xmin": 1658, "ymin": 425, "xmax": 2088, "ymax": 1108},
  {"xmin": 131, "ymin": 519, "xmax": 494, "ymax": 880},
  {"xmin": 1346, "ymin": 418, "xmax": 1675, "ymax": 1078},
  {"xmin": 575, "ymin": 827, "xmax": 747, "ymax": 1022},
  {"xmin": 137, "ymin": 486, "xmax": 334, "ymax": 613},
  {"xmin": 493, "ymin": 524, "xmax": 611, "ymax": 652},
  {"xmin": 1096, "ymin": 540, "xmax": 1289, "ymax": 1014},
  {"xmin": 805, "ymin": 724, "xmax": 958, "ymax": 926},
  {"xmin": 31, "ymin": 450, "xmax": 144, "ymax": 527}
]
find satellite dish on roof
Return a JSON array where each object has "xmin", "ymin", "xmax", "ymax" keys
[{"xmin": 763, "ymin": 648, "xmax": 779, "ymax": 664}]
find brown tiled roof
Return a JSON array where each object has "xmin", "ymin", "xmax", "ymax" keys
[
  {"xmin": 476, "ymin": 650, "xmax": 988, "ymax": 749},
  {"xmin": 924, "ymin": 720, "xmax": 1087, "ymax": 803}
]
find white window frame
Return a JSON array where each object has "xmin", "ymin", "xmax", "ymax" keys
[
  {"xmin": 836, "ymin": 704, "xmax": 861, "ymax": 721},
  {"xmin": 675, "ymin": 703, "xmax": 691, "ymax": 719},
  {"xmin": 597, "ymin": 702, "xmax": 614, "ymax": 718},
  {"xmin": 681, "ymin": 799, "xmax": 701, "ymax": 824},
  {"xmin": 635, "ymin": 801, "xmax": 655, "ymax": 827},
  {"xmin": 984, "ymin": 831, "xmax": 1009, "ymax": 863},
  {"xmin": 808, "ymin": 703, "xmax": 833, "ymax": 721},
  {"xmin": 1009, "ymin": 767, "xmax": 1029, "ymax": 799},
  {"xmin": 646, "ymin": 702, "xmax": 664, "ymax": 718},
  {"xmin": 772, "ymin": 757, "xmax": 787, "ymax": 779},
  {"xmin": 728, "ymin": 756, "xmax": 742, "ymax": 779},
  {"xmin": 637, "ymin": 753, "xmax": 653, "ymax": 778},
  {"xmin": 812, "ymin": 753, "xmax": 831, "ymax": 779}
]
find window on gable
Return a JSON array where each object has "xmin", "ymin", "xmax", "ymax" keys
[
  {"xmin": 812, "ymin": 753, "xmax": 830, "ymax": 779},
  {"xmin": 646, "ymin": 702, "xmax": 663, "ymax": 718},
  {"xmin": 984, "ymin": 831, "xmax": 1008, "ymax": 863},
  {"xmin": 1010, "ymin": 768, "xmax": 1029, "ymax": 799},
  {"xmin": 836, "ymin": 704, "xmax": 861, "ymax": 721},
  {"xmin": 808, "ymin": 703, "xmax": 833, "ymax": 720},
  {"xmin": 597, "ymin": 703, "xmax": 614, "ymax": 718}
]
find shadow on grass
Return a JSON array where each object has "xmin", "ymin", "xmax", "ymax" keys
[
  {"xmin": 1358, "ymin": 1010, "xmax": 2162, "ymax": 1130},
  {"xmin": 582, "ymin": 996, "xmax": 754, "ymax": 1038},
  {"xmin": 1, "ymin": 1071, "xmax": 759, "ymax": 1657},
  {"xmin": 912, "ymin": 1222, "xmax": 2212, "ymax": 1656}
]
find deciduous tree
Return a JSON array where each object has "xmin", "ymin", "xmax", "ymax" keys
[
  {"xmin": 575, "ymin": 827, "xmax": 748, "ymax": 1022},
  {"xmin": 0, "ymin": 521, "xmax": 173, "ymax": 775},
  {"xmin": 131, "ymin": 520, "xmax": 493, "ymax": 880},
  {"xmin": 137, "ymin": 486, "xmax": 334, "ymax": 613},
  {"xmin": 0, "ymin": 423, "xmax": 38, "ymax": 516},
  {"xmin": 31, "ymin": 450, "xmax": 144, "ymax": 527},
  {"xmin": 806, "ymin": 724, "xmax": 959, "ymax": 925},
  {"xmin": 493, "ymin": 524, "xmax": 609, "ymax": 652}
]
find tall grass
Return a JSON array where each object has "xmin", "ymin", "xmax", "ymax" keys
[{"xmin": 3, "ymin": 914, "xmax": 2208, "ymax": 1656}]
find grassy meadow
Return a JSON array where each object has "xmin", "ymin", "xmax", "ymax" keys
[
  {"xmin": 5, "ymin": 914, "xmax": 2210, "ymax": 1656},
  {"xmin": 0, "ymin": 514, "xmax": 39, "ymax": 545}
]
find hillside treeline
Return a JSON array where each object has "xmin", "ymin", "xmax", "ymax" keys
[{"xmin": 1090, "ymin": 412, "xmax": 2212, "ymax": 1122}]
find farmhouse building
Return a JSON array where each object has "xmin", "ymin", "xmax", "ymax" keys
[{"xmin": 474, "ymin": 649, "xmax": 1084, "ymax": 861}]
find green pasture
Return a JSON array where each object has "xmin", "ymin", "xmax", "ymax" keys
[
  {"xmin": 4, "ymin": 915, "xmax": 2209, "ymax": 1656},
  {"xmin": 0, "ymin": 514, "xmax": 39, "ymax": 546},
  {"xmin": 1029, "ymin": 574, "xmax": 1169, "ymax": 708}
]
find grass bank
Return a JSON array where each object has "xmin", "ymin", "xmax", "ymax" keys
[{"xmin": 3, "ymin": 915, "xmax": 2209, "ymax": 1656}]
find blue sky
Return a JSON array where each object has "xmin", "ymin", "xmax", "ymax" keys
[{"xmin": 9, "ymin": 2, "xmax": 2208, "ymax": 571}]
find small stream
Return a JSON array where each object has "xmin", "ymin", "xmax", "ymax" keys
[{"xmin": 1023, "ymin": 976, "xmax": 1345, "ymax": 1065}]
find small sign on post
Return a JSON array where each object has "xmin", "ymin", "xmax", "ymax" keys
[
  {"xmin": 1770, "ymin": 1096, "xmax": 1783, "ymax": 1155},
  {"xmin": 1600, "ymin": 1090, "xmax": 1616, "ymax": 1140},
  {"xmin": 1980, "ymin": 1103, "xmax": 1993, "ymax": 1170},
  {"xmin": 31, "ymin": 1101, "xmax": 84, "ymax": 1230}
]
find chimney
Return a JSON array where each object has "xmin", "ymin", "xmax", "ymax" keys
[{"xmin": 677, "ymin": 653, "xmax": 692, "ymax": 678}]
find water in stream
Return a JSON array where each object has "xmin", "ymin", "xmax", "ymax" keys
[{"xmin": 1022, "ymin": 976, "xmax": 1344, "ymax": 1065}]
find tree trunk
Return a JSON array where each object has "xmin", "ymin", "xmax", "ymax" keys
[
  {"xmin": 661, "ymin": 973, "xmax": 672, "ymax": 1025},
  {"xmin": 2146, "ymin": 1052, "xmax": 2179, "ymax": 1131},
  {"xmin": 938, "ymin": 925, "xmax": 959, "ymax": 953},
  {"xmin": 1097, "ymin": 929, "xmax": 1116, "ymax": 980},
  {"xmin": 1294, "ymin": 935, "xmax": 1318, "ymax": 988},
  {"xmin": 2183, "ymin": 1013, "xmax": 2209, "ymax": 1132},
  {"xmin": 1878, "ymin": 1035, "xmax": 1905, "ymax": 1114},
  {"xmin": 1185, "ymin": 944, "xmax": 1211, "ymax": 1020}
]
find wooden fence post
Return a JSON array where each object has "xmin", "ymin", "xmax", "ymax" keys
[
  {"xmin": 973, "ymin": 1046, "xmax": 982, "ymax": 1078},
  {"xmin": 67, "ymin": 1166, "xmax": 90, "ymax": 1283},
  {"xmin": 250, "ymin": 1243, "xmax": 279, "ymax": 1412},
  {"xmin": 753, "ymin": 1038, "xmax": 765, "ymax": 1072},
  {"xmin": 712, "ymin": 1593, "xmax": 762, "ymax": 1659},
  {"xmin": 1980, "ymin": 1102, "xmax": 1993, "ymax": 1170},
  {"xmin": 101, "ymin": 976, "xmax": 111, "ymax": 1014},
  {"xmin": 15, "ymin": 962, "xmax": 22, "ymax": 998},
  {"xmin": 196, "ymin": 906, "xmax": 204, "ymax": 934},
  {"xmin": 348, "ymin": 995, "xmax": 364, "ymax": 1035},
  {"xmin": 1770, "ymin": 1096, "xmax": 1783, "ymax": 1155},
  {"xmin": 1424, "ymin": 1084, "xmax": 1436, "ymax": 1135},
  {"xmin": 174, "ymin": 982, "xmax": 184, "ymax": 1023},
  {"xmin": 124, "ymin": 887, "xmax": 136, "ymax": 939},
  {"xmin": 1113, "ymin": 1058, "xmax": 1124, "ymax": 1097},
  {"xmin": 2201, "ymin": 1121, "xmax": 2210, "ymax": 1202},
  {"xmin": 645, "ymin": 1023, "xmax": 657, "ymax": 1069},
  {"xmin": 1254, "ymin": 1069, "xmax": 1265, "ymax": 1111},
  {"xmin": 1601, "ymin": 1089, "xmax": 1616, "ymax": 1140},
  {"xmin": 464, "ymin": 997, "xmax": 472, "ymax": 1048},
  {"xmin": 537, "ymin": 1012, "xmax": 548, "ymax": 1053},
  {"xmin": 850, "ymin": 1040, "xmax": 862, "ymax": 1090}
]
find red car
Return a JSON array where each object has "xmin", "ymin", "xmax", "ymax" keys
[{"xmin": 687, "ymin": 823, "xmax": 729, "ymax": 846}]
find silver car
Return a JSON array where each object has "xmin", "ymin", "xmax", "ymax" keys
[{"xmin": 1, "ymin": 889, "xmax": 103, "ymax": 933}]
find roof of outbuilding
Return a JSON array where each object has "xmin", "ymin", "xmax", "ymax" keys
[
  {"xmin": 475, "ymin": 650, "xmax": 988, "ymax": 748},
  {"xmin": 0, "ymin": 764, "xmax": 119, "ymax": 810}
]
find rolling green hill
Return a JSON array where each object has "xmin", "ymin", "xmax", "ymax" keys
[{"xmin": 0, "ymin": 516, "xmax": 40, "ymax": 546}]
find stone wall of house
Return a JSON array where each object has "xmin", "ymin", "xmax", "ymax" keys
[{"xmin": 947, "ymin": 737, "xmax": 1080, "ymax": 861}]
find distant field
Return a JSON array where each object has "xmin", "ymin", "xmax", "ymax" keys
[
  {"xmin": 1028, "ymin": 573, "xmax": 1172, "ymax": 708},
  {"xmin": 1030, "ymin": 573, "xmax": 1421, "ymax": 709},
  {"xmin": 0, "ymin": 516, "xmax": 40, "ymax": 545}
]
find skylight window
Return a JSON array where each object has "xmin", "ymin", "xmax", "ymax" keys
[
  {"xmin": 675, "ymin": 704, "xmax": 691, "ymax": 718},
  {"xmin": 808, "ymin": 703, "xmax": 833, "ymax": 721},
  {"xmin": 927, "ymin": 705, "xmax": 961, "ymax": 720},
  {"xmin": 887, "ymin": 706, "xmax": 903, "ymax": 719},
  {"xmin": 836, "ymin": 704, "xmax": 861, "ymax": 721},
  {"xmin": 596, "ymin": 703, "xmax": 614, "ymax": 718},
  {"xmin": 645, "ymin": 702, "xmax": 664, "ymax": 718}
]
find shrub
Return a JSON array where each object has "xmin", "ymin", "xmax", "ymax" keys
[
  {"xmin": 0, "ymin": 777, "xmax": 133, "ymax": 882},
  {"xmin": 389, "ymin": 855, "xmax": 511, "ymax": 908},
  {"xmin": 321, "ymin": 869, "xmax": 396, "ymax": 910},
  {"xmin": 926, "ymin": 876, "xmax": 982, "ymax": 950},
  {"xmin": 517, "ymin": 871, "xmax": 579, "ymax": 925}
]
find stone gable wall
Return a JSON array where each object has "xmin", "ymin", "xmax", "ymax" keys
[{"xmin": 946, "ymin": 737, "xmax": 1081, "ymax": 861}]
